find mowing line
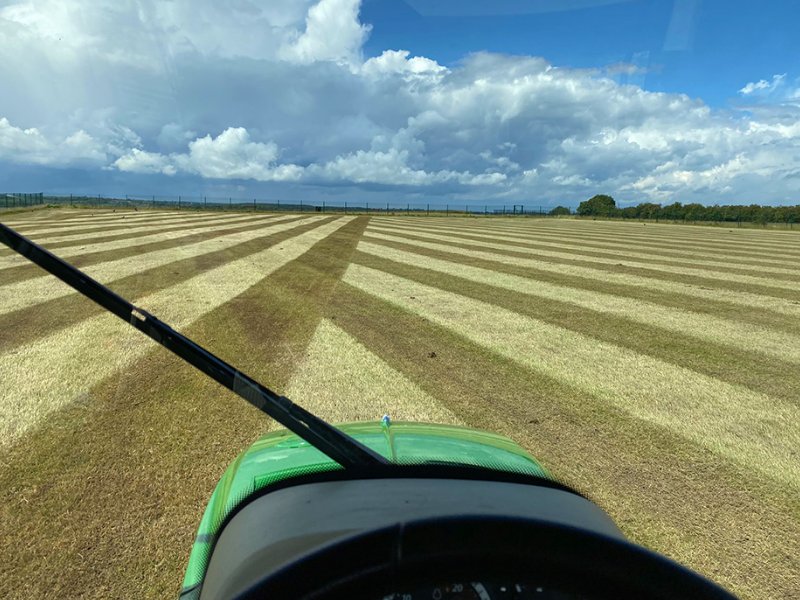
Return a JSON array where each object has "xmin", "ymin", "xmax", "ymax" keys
[
  {"xmin": 371, "ymin": 220, "xmax": 800, "ymax": 271},
  {"xmin": 0, "ymin": 217, "xmax": 353, "ymax": 446},
  {"xmin": 343, "ymin": 264, "xmax": 800, "ymax": 490},
  {"xmin": 0, "ymin": 214, "xmax": 299, "ymax": 272},
  {"xmin": 0, "ymin": 213, "xmax": 278, "ymax": 260},
  {"xmin": 363, "ymin": 231, "xmax": 800, "ymax": 305},
  {"xmin": 432, "ymin": 219, "xmax": 800, "ymax": 255},
  {"xmin": 285, "ymin": 318, "xmax": 462, "ymax": 425},
  {"xmin": 15, "ymin": 212, "xmax": 238, "ymax": 238},
  {"xmin": 356, "ymin": 241, "xmax": 800, "ymax": 366},
  {"xmin": 367, "ymin": 226, "xmax": 800, "ymax": 290},
  {"xmin": 0, "ymin": 210, "xmax": 186, "ymax": 227},
  {"xmin": 328, "ymin": 280, "xmax": 800, "ymax": 600},
  {"xmin": 0, "ymin": 216, "xmax": 326, "ymax": 315},
  {"xmin": 12, "ymin": 212, "xmax": 270, "ymax": 246},
  {"xmin": 375, "ymin": 218, "xmax": 800, "ymax": 257},
  {"xmin": 360, "ymin": 233, "xmax": 800, "ymax": 318}
]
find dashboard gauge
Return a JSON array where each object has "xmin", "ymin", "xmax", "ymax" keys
[{"xmin": 384, "ymin": 582, "xmax": 492, "ymax": 600}]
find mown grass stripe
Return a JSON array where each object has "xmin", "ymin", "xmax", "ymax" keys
[
  {"xmin": 375, "ymin": 217, "xmax": 800, "ymax": 257},
  {"xmin": 352, "ymin": 245, "xmax": 800, "ymax": 404},
  {"xmin": 0, "ymin": 213, "xmax": 278, "ymax": 259},
  {"xmin": 559, "ymin": 219, "xmax": 800, "ymax": 247},
  {"xmin": 0, "ymin": 215, "xmax": 235, "ymax": 261},
  {"xmin": 328, "ymin": 280, "xmax": 799, "ymax": 600},
  {"xmin": 343, "ymin": 264, "xmax": 800, "ymax": 490},
  {"xmin": 360, "ymin": 235, "xmax": 800, "ymax": 336},
  {"xmin": 285, "ymin": 318, "xmax": 461, "ymax": 424},
  {"xmin": 397, "ymin": 214, "xmax": 800, "ymax": 246},
  {"xmin": 367, "ymin": 225, "xmax": 800, "ymax": 291},
  {"xmin": 426, "ymin": 218, "xmax": 800, "ymax": 256},
  {"xmin": 370, "ymin": 221, "xmax": 800, "ymax": 278},
  {"xmin": 357, "ymin": 241, "xmax": 800, "ymax": 367},
  {"xmin": 0, "ymin": 214, "xmax": 306, "ymax": 285},
  {"xmin": 0, "ymin": 216, "xmax": 327, "ymax": 318},
  {"xmin": 0, "ymin": 217, "xmax": 352, "ymax": 446},
  {"xmin": 15, "ymin": 212, "xmax": 235, "ymax": 238},
  {"xmin": 12, "ymin": 212, "xmax": 267, "ymax": 245},
  {"xmin": 0, "ymin": 217, "xmax": 370, "ymax": 600},
  {"xmin": 0, "ymin": 210, "xmax": 186, "ymax": 227},
  {"xmin": 371, "ymin": 220, "xmax": 800, "ymax": 271},
  {"xmin": 364, "ymin": 230, "xmax": 800, "ymax": 302}
]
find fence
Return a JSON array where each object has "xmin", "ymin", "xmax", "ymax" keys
[
  {"xmin": 15, "ymin": 194, "xmax": 555, "ymax": 217},
  {"xmin": 2, "ymin": 193, "xmax": 45, "ymax": 208}
]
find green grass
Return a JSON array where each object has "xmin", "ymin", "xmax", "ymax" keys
[{"xmin": 1, "ymin": 210, "xmax": 799, "ymax": 599}]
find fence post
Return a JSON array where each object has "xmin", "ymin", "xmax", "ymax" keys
[
  {"xmin": 344, "ymin": 201, "xmax": 347, "ymax": 215},
  {"xmin": 253, "ymin": 198, "xmax": 256, "ymax": 212},
  {"xmin": 366, "ymin": 202, "xmax": 369, "ymax": 213},
  {"xmin": 204, "ymin": 196, "xmax": 207, "ymax": 209},
  {"xmin": 427, "ymin": 203, "xmax": 430, "ymax": 216},
  {"xmin": 446, "ymin": 204, "xmax": 449, "ymax": 216},
  {"xmin": 485, "ymin": 205, "xmax": 487, "ymax": 215},
  {"xmin": 178, "ymin": 195, "xmax": 181, "ymax": 209},
  {"xmin": 465, "ymin": 204, "xmax": 468, "ymax": 214},
  {"xmin": 322, "ymin": 200, "xmax": 325, "ymax": 213},
  {"xmin": 152, "ymin": 195, "xmax": 155, "ymax": 209},
  {"xmin": 386, "ymin": 202, "xmax": 389, "ymax": 214},
  {"xmin": 300, "ymin": 200, "xmax": 303, "ymax": 212}
]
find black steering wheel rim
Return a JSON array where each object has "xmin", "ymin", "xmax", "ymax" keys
[{"xmin": 233, "ymin": 515, "xmax": 738, "ymax": 600}]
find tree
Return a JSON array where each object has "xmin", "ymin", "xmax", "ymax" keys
[
  {"xmin": 576, "ymin": 194, "xmax": 616, "ymax": 216},
  {"xmin": 548, "ymin": 205, "xmax": 571, "ymax": 216}
]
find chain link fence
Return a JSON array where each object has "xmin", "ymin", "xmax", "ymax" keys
[{"xmin": 7, "ymin": 193, "xmax": 554, "ymax": 216}]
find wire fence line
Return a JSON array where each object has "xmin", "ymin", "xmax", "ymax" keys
[
  {"xmin": 1, "ymin": 193, "xmax": 45, "ymax": 208},
  {"xmin": 1, "ymin": 193, "xmax": 556, "ymax": 216}
]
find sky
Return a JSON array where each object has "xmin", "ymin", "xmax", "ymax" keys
[{"xmin": 0, "ymin": 0, "xmax": 799, "ymax": 208}]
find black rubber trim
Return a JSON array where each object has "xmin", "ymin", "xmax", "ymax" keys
[
  {"xmin": 194, "ymin": 464, "xmax": 583, "ymax": 598},
  {"xmin": 234, "ymin": 516, "xmax": 739, "ymax": 600}
]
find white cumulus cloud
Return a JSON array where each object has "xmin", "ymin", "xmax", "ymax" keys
[{"xmin": 1, "ymin": 0, "xmax": 800, "ymax": 204}]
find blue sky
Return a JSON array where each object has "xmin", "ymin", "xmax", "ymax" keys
[
  {"xmin": 0, "ymin": 0, "xmax": 798, "ymax": 207},
  {"xmin": 362, "ymin": 0, "xmax": 799, "ymax": 107}
]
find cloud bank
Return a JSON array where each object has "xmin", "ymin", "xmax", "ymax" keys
[{"xmin": 1, "ymin": 0, "xmax": 799, "ymax": 204}]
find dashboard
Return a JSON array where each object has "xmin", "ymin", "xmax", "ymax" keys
[{"xmin": 384, "ymin": 582, "xmax": 585, "ymax": 599}]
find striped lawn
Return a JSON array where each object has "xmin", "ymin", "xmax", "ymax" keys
[
  {"xmin": 371, "ymin": 219, "xmax": 800, "ymax": 271},
  {"xmin": 361, "ymin": 230, "xmax": 800, "ymax": 316},
  {"xmin": 285, "ymin": 318, "xmax": 461, "ymax": 425},
  {"xmin": 1, "ymin": 210, "xmax": 798, "ymax": 600},
  {"xmin": 0, "ymin": 210, "xmax": 186, "ymax": 228},
  {"xmin": 367, "ymin": 225, "xmax": 800, "ymax": 291},
  {"xmin": 378, "ymin": 218, "xmax": 800, "ymax": 258},
  {"xmin": 343, "ymin": 264, "xmax": 800, "ymax": 491},
  {"xmin": 12, "ymin": 211, "xmax": 221, "ymax": 237},
  {"xmin": 0, "ymin": 217, "xmax": 351, "ymax": 445},
  {"xmin": 0, "ymin": 216, "xmax": 323, "ymax": 315},
  {"xmin": 8, "ymin": 212, "xmax": 268, "ymax": 246},
  {"xmin": 356, "ymin": 240, "xmax": 800, "ymax": 365},
  {"xmin": 0, "ymin": 214, "xmax": 303, "ymax": 277}
]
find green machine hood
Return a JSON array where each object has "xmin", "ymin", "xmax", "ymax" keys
[{"xmin": 181, "ymin": 420, "xmax": 552, "ymax": 594}]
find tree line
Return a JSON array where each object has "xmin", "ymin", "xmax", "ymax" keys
[{"xmin": 549, "ymin": 195, "xmax": 800, "ymax": 224}]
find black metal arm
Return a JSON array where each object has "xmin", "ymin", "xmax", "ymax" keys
[{"xmin": 0, "ymin": 222, "xmax": 388, "ymax": 468}]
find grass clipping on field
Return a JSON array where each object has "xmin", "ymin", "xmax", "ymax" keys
[
  {"xmin": 363, "ymin": 229, "xmax": 800, "ymax": 316},
  {"xmin": 0, "ymin": 216, "xmax": 321, "ymax": 315},
  {"xmin": 343, "ymin": 263, "xmax": 800, "ymax": 491},
  {"xmin": 356, "ymin": 240, "xmax": 800, "ymax": 365},
  {"xmin": 285, "ymin": 318, "xmax": 461, "ymax": 425},
  {"xmin": 0, "ymin": 217, "xmax": 349, "ymax": 446}
]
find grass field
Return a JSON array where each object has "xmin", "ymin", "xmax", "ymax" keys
[{"xmin": 1, "ymin": 208, "xmax": 799, "ymax": 599}]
